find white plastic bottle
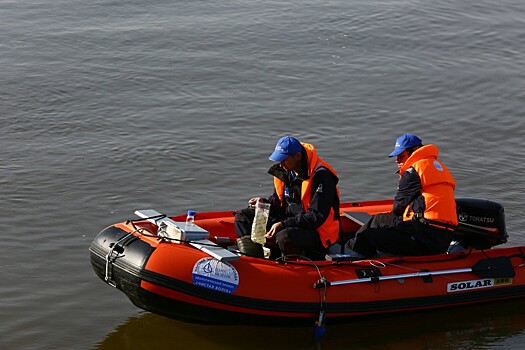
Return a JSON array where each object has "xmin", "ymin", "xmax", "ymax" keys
[{"xmin": 186, "ymin": 210, "xmax": 196, "ymax": 226}]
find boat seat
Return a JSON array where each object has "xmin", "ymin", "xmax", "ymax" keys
[
  {"xmin": 190, "ymin": 240, "xmax": 240, "ymax": 262},
  {"xmin": 342, "ymin": 211, "xmax": 373, "ymax": 226}
]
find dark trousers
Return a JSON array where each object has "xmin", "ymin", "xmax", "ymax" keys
[
  {"xmin": 234, "ymin": 208, "xmax": 327, "ymax": 260},
  {"xmin": 353, "ymin": 215, "xmax": 452, "ymax": 258}
]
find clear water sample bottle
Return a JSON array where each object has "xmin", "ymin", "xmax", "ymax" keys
[{"xmin": 251, "ymin": 200, "xmax": 270, "ymax": 245}]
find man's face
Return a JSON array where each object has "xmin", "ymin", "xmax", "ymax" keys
[
  {"xmin": 280, "ymin": 152, "xmax": 302, "ymax": 172},
  {"xmin": 396, "ymin": 150, "xmax": 410, "ymax": 170}
]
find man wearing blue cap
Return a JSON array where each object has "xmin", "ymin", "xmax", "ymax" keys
[
  {"xmin": 234, "ymin": 136, "xmax": 342, "ymax": 260},
  {"xmin": 350, "ymin": 134, "xmax": 458, "ymax": 258}
]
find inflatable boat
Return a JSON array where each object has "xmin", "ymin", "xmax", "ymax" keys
[{"xmin": 89, "ymin": 198, "xmax": 525, "ymax": 325}]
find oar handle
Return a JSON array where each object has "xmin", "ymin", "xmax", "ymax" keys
[
  {"xmin": 313, "ymin": 268, "xmax": 473, "ymax": 289},
  {"xmin": 312, "ymin": 257, "xmax": 515, "ymax": 289}
]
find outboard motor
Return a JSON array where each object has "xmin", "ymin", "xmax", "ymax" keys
[{"xmin": 453, "ymin": 198, "xmax": 508, "ymax": 249}]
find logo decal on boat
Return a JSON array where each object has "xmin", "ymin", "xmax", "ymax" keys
[
  {"xmin": 458, "ymin": 213, "xmax": 469, "ymax": 222},
  {"xmin": 447, "ymin": 278, "xmax": 512, "ymax": 293},
  {"xmin": 458, "ymin": 214, "xmax": 495, "ymax": 224},
  {"xmin": 192, "ymin": 258, "xmax": 239, "ymax": 294}
]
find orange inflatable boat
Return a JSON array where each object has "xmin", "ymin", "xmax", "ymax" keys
[{"xmin": 89, "ymin": 198, "xmax": 525, "ymax": 325}]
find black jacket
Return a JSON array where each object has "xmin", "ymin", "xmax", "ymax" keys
[
  {"xmin": 393, "ymin": 167, "xmax": 423, "ymax": 217},
  {"xmin": 267, "ymin": 150, "xmax": 340, "ymax": 232}
]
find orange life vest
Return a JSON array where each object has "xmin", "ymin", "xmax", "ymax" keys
[
  {"xmin": 399, "ymin": 144, "xmax": 458, "ymax": 227},
  {"xmin": 273, "ymin": 143, "xmax": 341, "ymax": 248}
]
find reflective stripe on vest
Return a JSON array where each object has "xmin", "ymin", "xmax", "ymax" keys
[{"xmin": 273, "ymin": 142, "xmax": 341, "ymax": 248}]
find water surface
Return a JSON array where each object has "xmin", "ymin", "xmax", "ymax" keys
[{"xmin": 1, "ymin": 0, "xmax": 524, "ymax": 349}]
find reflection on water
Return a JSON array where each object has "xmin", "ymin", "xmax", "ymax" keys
[{"xmin": 95, "ymin": 299, "xmax": 525, "ymax": 350}]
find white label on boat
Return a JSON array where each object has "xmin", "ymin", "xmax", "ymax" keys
[
  {"xmin": 192, "ymin": 258, "xmax": 239, "ymax": 294},
  {"xmin": 447, "ymin": 279, "xmax": 493, "ymax": 292},
  {"xmin": 447, "ymin": 278, "xmax": 512, "ymax": 293}
]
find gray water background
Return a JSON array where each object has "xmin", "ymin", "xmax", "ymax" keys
[{"xmin": 1, "ymin": 0, "xmax": 525, "ymax": 349}]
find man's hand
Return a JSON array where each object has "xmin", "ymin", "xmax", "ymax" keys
[
  {"xmin": 266, "ymin": 222, "xmax": 284, "ymax": 238},
  {"xmin": 248, "ymin": 197, "xmax": 260, "ymax": 207}
]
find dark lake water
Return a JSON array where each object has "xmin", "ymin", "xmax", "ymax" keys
[{"xmin": 1, "ymin": 0, "xmax": 525, "ymax": 349}]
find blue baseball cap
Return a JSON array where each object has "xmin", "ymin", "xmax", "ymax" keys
[
  {"xmin": 388, "ymin": 134, "xmax": 422, "ymax": 157},
  {"xmin": 269, "ymin": 136, "xmax": 303, "ymax": 162}
]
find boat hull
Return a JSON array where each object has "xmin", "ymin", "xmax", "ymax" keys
[{"xmin": 90, "ymin": 208, "xmax": 525, "ymax": 325}]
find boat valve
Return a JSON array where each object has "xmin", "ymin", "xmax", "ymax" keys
[{"xmin": 314, "ymin": 277, "xmax": 331, "ymax": 289}]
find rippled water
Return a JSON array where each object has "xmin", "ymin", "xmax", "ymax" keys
[{"xmin": 1, "ymin": 0, "xmax": 525, "ymax": 349}]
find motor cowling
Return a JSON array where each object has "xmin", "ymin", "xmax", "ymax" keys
[{"xmin": 453, "ymin": 198, "xmax": 508, "ymax": 249}]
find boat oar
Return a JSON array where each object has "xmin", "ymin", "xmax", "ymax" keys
[{"xmin": 314, "ymin": 256, "xmax": 515, "ymax": 288}]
